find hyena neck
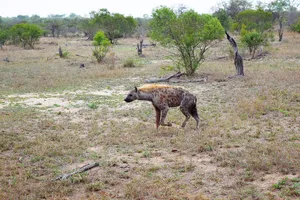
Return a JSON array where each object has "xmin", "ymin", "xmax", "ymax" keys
[{"xmin": 137, "ymin": 91, "xmax": 153, "ymax": 101}]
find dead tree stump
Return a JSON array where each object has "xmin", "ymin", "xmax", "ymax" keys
[
  {"xmin": 137, "ymin": 39, "xmax": 143, "ymax": 56},
  {"xmin": 58, "ymin": 46, "xmax": 63, "ymax": 58},
  {"xmin": 225, "ymin": 31, "xmax": 244, "ymax": 76}
]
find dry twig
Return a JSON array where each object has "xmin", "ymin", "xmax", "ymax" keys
[{"xmin": 53, "ymin": 162, "xmax": 99, "ymax": 181}]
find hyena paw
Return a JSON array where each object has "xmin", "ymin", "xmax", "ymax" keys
[{"xmin": 161, "ymin": 122, "xmax": 172, "ymax": 126}]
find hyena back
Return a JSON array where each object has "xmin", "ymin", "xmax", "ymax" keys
[{"xmin": 124, "ymin": 84, "xmax": 199, "ymax": 129}]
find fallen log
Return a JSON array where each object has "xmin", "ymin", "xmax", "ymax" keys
[
  {"xmin": 75, "ymin": 54, "xmax": 88, "ymax": 58},
  {"xmin": 53, "ymin": 162, "xmax": 99, "ymax": 181},
  {"xmin": 145, "ymin": 72, "xmax": 207, "ymax": 83},
  {"xmin": 170, "ymin": 77, "xmax": 207, "ymax": 83},
  {"xmin": 145, "ymin": 72, "xmax": 185, "ymax": 83}
]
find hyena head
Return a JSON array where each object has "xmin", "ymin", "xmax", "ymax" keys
[{"xmin": 124, "ymin": 87, "xmax": 139, "ymax": 103}]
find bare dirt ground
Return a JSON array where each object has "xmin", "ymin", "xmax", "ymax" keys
[{"xmin": 0, "ymin": 34, "xmax": 299, "ymax": 200}]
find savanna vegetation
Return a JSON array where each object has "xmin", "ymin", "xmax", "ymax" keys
[{"xmin": 0, "ymin": 0, "xmax": 300, "ymax": 199}]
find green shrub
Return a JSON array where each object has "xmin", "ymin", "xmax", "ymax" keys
[
  {"xmin": 241, "ymin": 29, "xmax": 264, "ymax": 58},
  {"xmin": 92, "ymin": 31, "xmax": 110, "ymax": 63},
  {"xmin": 291, "ymin": 19, "xmax": 300, "ymax": 33},
  {"xmin": 123, "ymin": 58, "xmax": 136, "ymax": 68},
  {"xmin": 150, "ymin": 7, "xmax": 224, "ymax": 76},
  {"xmin": 10, "ymin": 23, "xmax": 43, "ymax": 49},
  {"xmin": 0, "ymin": 29, "xmax": 9, "ymax": 48},
  {"xmin": 58, "ymin": 47, "xmax": 69, "ymax": 58},
  {"xmin": 88, "ymin": 102, "xmax": 99, "ymax": 109}
]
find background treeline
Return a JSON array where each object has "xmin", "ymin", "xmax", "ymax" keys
[{"xmin": 0, "ymin": 0, "xmax": 300, "ymax": 50}]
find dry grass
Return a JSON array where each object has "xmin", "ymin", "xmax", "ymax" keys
[{"xmin": 0, "ymin": 33, "xmax": 299, "ymax": 199}]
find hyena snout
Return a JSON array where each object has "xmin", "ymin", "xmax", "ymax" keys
[
  {"xmin": 124, "ymin": 93, "xmax": 137, "ymax": 103},
  {"xmin": 124, "ymin": 97, "xmax": 132, "ymax": 103},
  {"xmin": 124, "ymin": 95, "xmax": 135, "ymax": 103}
]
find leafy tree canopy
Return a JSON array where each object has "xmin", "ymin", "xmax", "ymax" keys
[
  {"xmin": 224, "ymin": 0, "xmax": 253, "ymax": 18},
  {"xmin": 213, "ymin": 8, "xmax": 232, "ymax": 31},
  {"xmin": 236, "ymin": 9, "xmax": 273, "ymax": 33},
  {"xmin": 150, "ymin": 6, "xmax": 224, "ymax": 76},
  {"xmin": 90, "ymin": 9, "xmax": 137, "ymax": 44},
  {"xmin": 10, "ymin": 23, "xmax": 43, "ymax": 49}
]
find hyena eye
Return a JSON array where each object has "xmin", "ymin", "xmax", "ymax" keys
[{"xmin": 128, "ymin": 94, "xmax": 132, "ymax": 97}]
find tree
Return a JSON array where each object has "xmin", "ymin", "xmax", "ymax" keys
[
  {"xmin": 122, "ymin": 16, "xmax": 137, "ymax": 37},
  {"xmin": 236, "ymin": 9, "xmax": 273, "ymax": 58},
  {"xmin": 0, "ymin": 29, "xmax": 9, "ymax": 49},
  {"xmin": 213, "ymin": 8, "xmax": 232, "ymax": 31},
  {"xmin": 136, "ymin": 14, "xmax": 151, "ymax": 39},
  {"xmin": 90, "ymin": 9, "xmax": 137, "ymax": 44},
  {"xmin": 79, "ymin": 18, "xmax": 98, "ymax": 40},
  {"xmin": 10, "ymin": 23, "xmax": 43, "ymax": 49},
  {"xmin": 241, "ymin": 28, "xmax": 264, "ymax": 58},
  {"xmin": 236, "ymin": 9, "xmax": 273, "ymax": 33},
  {"xmin": 28, "ymin": 15, "xmax": 45, "ymax": 28},
  {"xmin": 45, "ymin": 14, "xmax": 65, "ymax": 37},
  {"xmin": 92, "ymin": 31, "xmax": 111, "ymax": 63},
  {"xmin": 150, "ymin": 6, "xmax": 224, "ymax": 76},
  {"xmin": 268, "ymin": 0, "xmax": 289, "ymax": 41},
  {"xmin": 291, "ymin": 18, "xmax": 300, "ymax": 32},
  {"xmin": 225, "ymin": 0, "xmax": 253, "ymax": 19},
  {"xmin": 16, "ymin": 15, "xmax": 29, "ymax": 23}
]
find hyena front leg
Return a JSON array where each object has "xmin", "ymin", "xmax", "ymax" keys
[
  {"xmin": 160, "ymin": 107, "xmax": 172, "ymax": 126},
  {"xmin": 153, "ymin": 106, "xmax": 161, "ymax": 129}
]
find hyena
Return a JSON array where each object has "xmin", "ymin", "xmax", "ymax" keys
[{"xmin": 124, "ymin": 84, "xmax": 199, "ymax": 129}]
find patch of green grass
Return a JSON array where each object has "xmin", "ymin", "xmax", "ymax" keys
[
  {"xmin": 273, "ymin": 177, "xmax": 300, "ymax": 197},
  {"xmin": 123, "ymin": 58, "xmax": 136, "ymax": 68},
  {"xmin": 86, "ymin": 181, "xmax": 105, "ymax": 191},
  {"xmin": 141, "ymin": 150, "xmax": 151, "ymax": 158},
  {"xmin": 87, "ymin": 102, "xmax": 99, "ymax": 109}
]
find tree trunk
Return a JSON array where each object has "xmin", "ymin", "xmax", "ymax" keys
[
  {"xmin": 278, "ymin": 19, "xmax": 283, "ymax": 42},
  {"xmin": 278, "ymin": 29, "xmax": 283, "ymax": 42},
  {"xmin": 58, "ymin": 46, "xmax": 63, "ymax": 58},
  {"xmin": 137, "ymin": 39, "xmax": 143, "ymax": 56},
  {"xmin": 225, "ymin": 31, "xmax": 244, "ymax": 76},
  {"xmin": 51, "ymin": 27, "xmax": 55, "ymax": 38}
]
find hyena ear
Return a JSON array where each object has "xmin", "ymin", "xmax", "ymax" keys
[{"xmin": 134, "ymin": 86, "xmax": 138, "ymax": 92}]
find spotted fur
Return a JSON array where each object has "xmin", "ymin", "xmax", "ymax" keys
[{"xmin": 124, "ymin": 84, "xmax": 199, "ymax": 129}]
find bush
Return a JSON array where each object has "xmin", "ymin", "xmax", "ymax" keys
[
  {"xmin": 0, "ymin": 29, "xmax": 9, "ymax": 48},
  {"xmin": 58, "ymin": 46, "xmax": 69, "ymax": 58},
  {"xmin": 92, "ymin": 31, "xmax": 110, "ymax": 63},
  {"xmin": 291, "ymin": 19, "xmax": 300, "ymax": 33},
  {"xmin": 150, "ymin": 7, "xmax": 224, "ymax": 76},
  {"xmin": 123, "ymin": 58, "xmax": 136, "ymax": 68},
  {"xmin": 241, "ymin": 29, "xmax": 264, "ymax": 58},
  {"xmin": 10, "ymin": 23, "xmax": 43, "ymax": 49}
]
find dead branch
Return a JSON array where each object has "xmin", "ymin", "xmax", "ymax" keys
[
  {"xmin": 170, "ymin": 77, "xmax": 207, "ymax": 83},
  {"xmin": 75, "ymin": 54, "xmax": 88, "ymax": 58},
  {"xmin": 53, "ymin": 162, "xmax": 99, "ymax": 181},
  {"xmin": 145, "ymin": 72, "xmax": 185, "ymax": 83}
]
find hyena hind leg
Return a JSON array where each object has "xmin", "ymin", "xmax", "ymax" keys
[
  {"xmin": 180, "ymin": 94, "xmax": 199, "ymax": 129},
  {"xmin": 189, "ymin": 106, "xmax": 199, "ymax": 129},
  {"xmin": 180, "ymin": 106, "xmax": 191, "ymax": 128}
]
